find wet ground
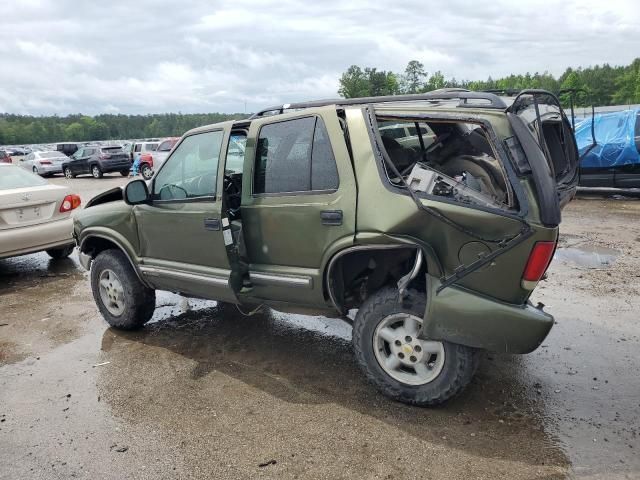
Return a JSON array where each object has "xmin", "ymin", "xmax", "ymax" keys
[{"xmin": 1, "ymin": 178, "xmax": 639, "ymax": 479}]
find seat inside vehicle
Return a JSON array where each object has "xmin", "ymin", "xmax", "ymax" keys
[{"xmin": 377, "ymin": 118, "xmax": 512, "ymax": 209}]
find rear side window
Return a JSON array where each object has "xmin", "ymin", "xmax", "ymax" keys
[
  {"xmin": 253, "ymin": 117, "xmax": 339, "ymax": 194},
  {"xmin": 134, "ymin": 144, "xmax": 142, "ymax": 152},
  {"xmin": 101, "ymin": 147, "xmax": 123, "ymax": 153}
]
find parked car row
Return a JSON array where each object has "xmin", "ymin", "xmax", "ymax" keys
[{"xmin": 1, "ymin": 137, "xmax": 179, "ymax": 180}]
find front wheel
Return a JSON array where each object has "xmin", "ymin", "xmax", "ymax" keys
[
  {"xmin": 32, "ymin": 166, "xmax": 40, "ymax": 175},
  {"xmin": 64, "ymin": 167, "xmax": 75, "ymax": 179},
  {"xmin": 91, "ymin": 165, "xmax": 103, "ymax": 178},
  {"xmin": 141, "ymin": 164, "xmax": 153, "ymax": 180},
  {"xmin": 352, "ymin": 287, "xmax": 479, "ymax": 406},
  {"xmin": 90, "ymin": 249, "xmax": 156, "ymax": 330}
]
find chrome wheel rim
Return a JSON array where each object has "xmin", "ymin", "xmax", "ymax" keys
[
  {"xmin": 92, "ymin": 166, "xmax": 100, "ymax": 177},
  {"xmin": 98, "ymin": 269, "xmax": 125, "ymax": 316},
  {"xmin": 142, "ymin": 165, "xmax": 152, "ymax": 179},
  {"xmin": 64, "ymin": 168, "xmax": 72, "ymax": 178},
  {"xmin": 373, "ymin": 313, "xmax": 445, "ymax": 386}
]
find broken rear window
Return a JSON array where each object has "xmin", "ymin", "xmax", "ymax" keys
[{"xmin": 375, "ymin": 117, "xmax": 514, "ymax": 210}]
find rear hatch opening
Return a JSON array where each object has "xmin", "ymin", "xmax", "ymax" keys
[{"xmin": 506, "ymin": 91, "xmax": 579, "ymax": 212}]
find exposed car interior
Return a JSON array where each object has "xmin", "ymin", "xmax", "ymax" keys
[{"xmin": 376, "ymin": 117, "xmax": 513, "ymax": 209}]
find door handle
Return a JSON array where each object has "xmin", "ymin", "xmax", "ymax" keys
[
  {"xmin": 204, "ymin": 217, "xmax": 220, "ymax": 231},
  {"xmin": 320, "ymin": 210, "xmax": 343, "ymax": 226}
]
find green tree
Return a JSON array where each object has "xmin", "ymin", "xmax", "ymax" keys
[
  {"xmin": 338, "ymin": 65, "xmax": 370, "ymax": 98},
  {"xmin": 425, "ymin": 71, "xmax": 446, "ymax": 91},
  {"xmin": 400, "ymin": 60, "xmax": 427, "ymax": 94}
]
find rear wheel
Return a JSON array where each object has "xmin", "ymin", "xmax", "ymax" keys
[
  {"xmin": 46, "ymin": 245, "xmax": 74, "ymax": 259},
  {"xmin": 91, "ymin": 165, "xmax": 103, "ymax": 178},
  {"xmin": 120, "ymin": 169, "xmax": 130, "ymax": 176},
  {"xmin": 90, "ymin": 249, "xmax": 156, "ymax": 330},
  {"xmin": 141, "ymin": 164, "xmax": 153, "ymax": 180},
  {"xmin": 64, "ymin": 167, "xmax": 75, "ymax": 179},
  {"xmin": 352, "ymin": 287, "xmax": 479, "ymax": 406}
]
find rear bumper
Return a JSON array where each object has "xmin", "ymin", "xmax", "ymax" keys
[
  {"xmin": 0, "ymin": 217, "xmax": 74, "ymax": 259},
  {"xmin": 38, "ymin": 164, "xmax": 63, "ymax": 174},
  {"xmin": 421, "ymin": 276, "xmax": 554, "ymax": 354}
]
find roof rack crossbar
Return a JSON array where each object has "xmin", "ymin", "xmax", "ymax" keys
[{"xmin": 248, "ymin": 90, "xmax": 508, "ymax": 119}]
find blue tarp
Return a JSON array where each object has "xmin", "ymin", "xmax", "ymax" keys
[{"xmin": 575, "ymin": 108, "xmax": 640, "ymax": 168}]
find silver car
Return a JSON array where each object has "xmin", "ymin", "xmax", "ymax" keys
[
  {"xmin": 20, "ymin": 150, "xmax": 68, "ymax": 176},
  {"xmin": 0, "ymin": 164, "xmax": 80, "ymax": 260}
]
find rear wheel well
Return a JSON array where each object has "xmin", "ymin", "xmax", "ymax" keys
[{"xmin": 326, "ymin": 246, "xmax": 426, "ymax": 313}]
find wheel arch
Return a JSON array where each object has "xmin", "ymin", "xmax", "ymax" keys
[
  {"xmin": 79, "ymin": 232, "xmax": 150, "ymax": 287},
  {"xmin": 324, "ymin": 237, "xmax": 443, "ymax": 315}
]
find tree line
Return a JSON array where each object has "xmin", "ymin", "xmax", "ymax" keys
[
  {"xmin": 338, "ymin": 58, "xmax": 640, "ymax": 107},
  {"xmin": 3, "ymin": 58, "xmax": 639, "ymax": 145},
  {"xmin": 0, "ymin": 112, "xmax": 245, "ymax": 146}
]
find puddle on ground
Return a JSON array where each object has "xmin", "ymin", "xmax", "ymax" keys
[{"xmin": 554, "ymin": 244, "xmax": 620, "ymax": 268}]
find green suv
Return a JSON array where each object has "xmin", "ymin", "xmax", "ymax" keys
[{"xmin": 74, "ymin": 90, "xmax": 578, "ymax": 406}]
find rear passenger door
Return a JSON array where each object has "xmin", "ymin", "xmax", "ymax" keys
[{"xmin": 240, "ymin": 107, "xmax": 357, "ymax": 305}]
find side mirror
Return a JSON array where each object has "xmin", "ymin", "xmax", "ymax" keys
[{"xmin": 124, "ymin": 179, "xmax": 150, "ymax": 205}]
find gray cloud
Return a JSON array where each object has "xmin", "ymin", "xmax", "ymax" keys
[{"xmin": 0, "ymin": 0, "xmax": 638, "ymax": 115}]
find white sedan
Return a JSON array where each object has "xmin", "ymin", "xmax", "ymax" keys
[
  {"xmin": 20, "ymin": 150, "xmax": 69, "ymax": 176},
  {"xmin": 0, "ymin": 164, "xmax": 80, "ymax": 260}
]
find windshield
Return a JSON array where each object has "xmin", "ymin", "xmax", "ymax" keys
[{"xmin": 0, "ymin": 165, "xmax": 48, "ymax": 190}]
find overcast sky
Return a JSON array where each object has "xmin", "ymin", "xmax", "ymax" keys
[{"xmin": 0, "ymin": 0, "xmax": 638, "ymax": 116}]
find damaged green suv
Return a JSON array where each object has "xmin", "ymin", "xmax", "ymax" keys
[{"xmin": 74, "ymin": 90, "xmax": 578, "ymax": 406}]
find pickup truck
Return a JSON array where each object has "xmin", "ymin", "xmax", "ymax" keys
[{"xmin": 73, "ymin": 89, "xmax": 578, "ymax": 405}]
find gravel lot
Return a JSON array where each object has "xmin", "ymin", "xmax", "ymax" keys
[{"xmin": 1, "ymin": 175, "xmax": 639, "ymax": 479}]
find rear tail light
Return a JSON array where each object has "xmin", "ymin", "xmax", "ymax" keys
[
  {"xmin": 39, "ymin": 160, "xmax": 52, "ymax": 165},
  {"xmin": 60, "ymin": 194, "xmax": 81, "ymax": 213},
  {"xmin": 522, "ymin": 241, "xmax": 556, "ymax": 288}
]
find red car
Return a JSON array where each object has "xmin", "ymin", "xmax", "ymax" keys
[{"xmin": 136, "ymin": 137, "xmax": 179, "ymax": 179}]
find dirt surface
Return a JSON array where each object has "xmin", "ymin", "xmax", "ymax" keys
[{"xmin": 1, "ymin": 178, "xmax": 639, "ymax": 479}]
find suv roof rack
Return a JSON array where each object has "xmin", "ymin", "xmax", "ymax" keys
[{"xmin": 248, "ymin": 89, "xmax": 508, "ymax": 119}]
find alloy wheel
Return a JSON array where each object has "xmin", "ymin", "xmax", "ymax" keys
[
  {"xmin": 98, "ymin": 269, "xmax": 126, "ymax": 316},
  {"xmin": 373, "ymin": 313, "xmax": 445, "ymax": 386}
]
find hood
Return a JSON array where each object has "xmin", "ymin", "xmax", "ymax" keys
[{"xmin": 86, "ymin": 187, "xmax": 124, "ymax": 208}]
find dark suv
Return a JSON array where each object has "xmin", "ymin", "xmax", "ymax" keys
[{"xmin": 62, "ymin": 145, "xmax": 131, "ymax": 179}]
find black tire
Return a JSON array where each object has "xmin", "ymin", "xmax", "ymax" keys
[
  {"xmin": 352, "ymin": 287, "xmax": 479, "ymax": 406},
  {"xmin": 141, "ymin": 164, "xmax": 153, "ymax": 180},
  {"xmin": 64, "ymin": 167, "xmax": 75, "ymax": 179},
  {"xmin": 91, "ymin": 164, "xmax": 103, "ymax": 178},
  {"xmin": 90, "ymin": 249, "xmax": 155, "ymax": 330},
  {"xmin": 46, "ymin": 245, "xmax": 74, "ymax": 259},
  {"xmin": 32, "ymin": 166, "xmax": 39, "ymax": 175},
  {"xmin": 120, "ymin": 170, "xmax": 130, "ymax": 176}
]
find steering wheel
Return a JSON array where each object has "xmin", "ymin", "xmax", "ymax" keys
[{"xmin": 158, "ymin": 183, "xmax": 188, "ymax": 200}]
